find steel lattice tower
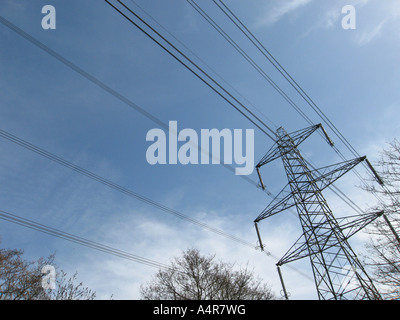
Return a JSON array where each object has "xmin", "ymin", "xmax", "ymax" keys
[{"xmin": 255, "ymin": 125, "xmax": 383, "ymax": 300}]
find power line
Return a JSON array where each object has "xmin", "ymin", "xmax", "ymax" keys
[
  {"xmin": 0, "ymin": 128, "xmax": 256, "ymax": 250},
  {"xmin": 213, "ymin": 0, "xmax": 357, "ymax": 150},
  {"xmin": 0, "ymin": 11, "xmax": 314, "ymax": 282},
  {"xmin": 105, "ymin": 0, "xmax": 394, "ymax": 291},
  {"xmin": 0, "ymin": 13, "xmax": 274, "ymax": 197},
  {"xmin": 0, "ymin": 13, "xmax": 274, "ymax": 249},
  {"xmin": 190, "ymin": 0, "xmax": 386, "ymax": 214},
  {"xmin": 103, "ymin": 0, "xmax": 375, "ymax": 265},
  {"xmin": 128, "ymin": 0, "xmax": 279, "ymax": 130},
  {"xmin": 105, "ymin": 1, "xmax": 332, "ymax": 220},
  {"xmin": 0, "ymin": 206, "xmax": 314, "ymax": 282},
  {"xmin": 104, "ymin": 0, "xmax": 277, "ymax": 141},
  {"xmin": 211, "ymin": 0, "xmax": 391, "ymax": 208},
  {"xmin": 101, "ymin": 0, "xmax": 393, "ymax": 290},
  {"xmin": 0, "ymin": 209, "xmax": 180, "ymax": 273},
  {"xmin": 0, "ymin": 15, "xmax": 165, "ymax": 129},
  {"xmin": 184, "ymin": 0, "xmax": 369, "ymax": 216},
  {"xmin": 0, "ymin": 128, "xmax": 313, "ymax": 280},
  {"xmin": 186, "ymin": 0, "xmax": 316, "ymax": 130},
  {"xmin": 116, "ymin": 1, "xmax": 365, "ymax": 217}
]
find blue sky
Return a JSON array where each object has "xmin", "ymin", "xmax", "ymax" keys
[{"xmin": 0, "ymin": 0, "xmax": 399, "ymax": 299}]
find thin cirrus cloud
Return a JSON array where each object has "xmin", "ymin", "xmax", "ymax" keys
[
  {"xmin": 295, "ymin": 0, "xmax": 400, "ymax": 46},
  {"xmin": 255, "ymin": 0, "xmax": 313, "ymax": 27},
  {"xmin": 356, "ymin": 19, "xmax": 386, "ymax": 46},
  {"xmin": 354, "ymin": 0, "xmax": 400, "ymax": 45}
]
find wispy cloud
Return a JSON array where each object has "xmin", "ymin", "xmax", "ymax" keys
[
  {"xmin": 299, "ymin": 0, "xmax": 400, "ymax": 46},
  {"xmin": 316, "ymin": 0, "xmax": 369, "ymax": 30},
  {"xmin": 356, "ymin": 19, "xmax": 386, "ymax": 46},
  {"xmin": 352, "ymin": 0, "xmax": 400, "ymax": 46},
  {"xmin": 324, "ymin": 8, "xmax": 341, "ymax": 29},
  {"xmin": 255, "ymin": 0, "xmax": 313, "ymax": 27}
]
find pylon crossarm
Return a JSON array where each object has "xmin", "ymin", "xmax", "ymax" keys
[
  {"xmin": 287, "ymin": 124, "xmax": 321, "ymax": 147},
  {"xmin": 277, "ymin": 224, "xmax": 341, "ymax": 266},
  {"xmin": 257, "ymin": 124, "xmax": 322, "ymax": 168},
  {"xmin": 254, "ymin": 183, "xmax": 295, "ymax": 222},
  {"xmin": 255, "ymin": 157, "xmax": 367, "ymax": 223},
  {"xmin": 257, "ymin": 142, "xmax": 280, "ymax": 168},
  {"xmin": 303, "ymin": 157, "xmax": 367, "ymax": 192},
  {"xmin": 277, "ymin": 233, "xmax": 309, "ymax": 266},
  {"xmin": 334, "ymin": 211, "xmax": 384, "ymax": 239},
  {"xmin": 277, "ymin": 211, "xmax": 383, "ymax": 266}
]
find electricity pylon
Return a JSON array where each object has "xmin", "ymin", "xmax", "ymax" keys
[{"xmin": 255, "ymin": 124, "xmax": 383, "ymax": 300}]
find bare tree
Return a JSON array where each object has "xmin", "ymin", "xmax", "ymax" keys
[
  {"xmin": 140, "ymin": 248, "xmax": 275, "ymax": 300},
  {"xmin": 42, "ymin": 270, "xmax": 97, "ymax": 300},
  {"xmin": 0, "ymin": 245, "xmax": 96, "ymax": 300},
  {"xmin": 0, "ymin": 247, "xmax": 48, "ymax": 300},
  {"xmin": 360, "ymin": 139, "xmax": 400, "ymax": 300}
]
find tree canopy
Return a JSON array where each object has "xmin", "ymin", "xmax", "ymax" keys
[
  {"xmin": 140, "ymin": 248, "xmax": 275, "ymax": 300},
  {"xmin": 361, "ymin": 139, "xmax": 400, "ymax": 300},
  {"xmin": 0, "ymin": 244, "xmax": 96, "ymax": 300}
]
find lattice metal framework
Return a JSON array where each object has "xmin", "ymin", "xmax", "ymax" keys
[{"xmin": 255, "ymin": 124, "xmax": 382, "ymax": 300}]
